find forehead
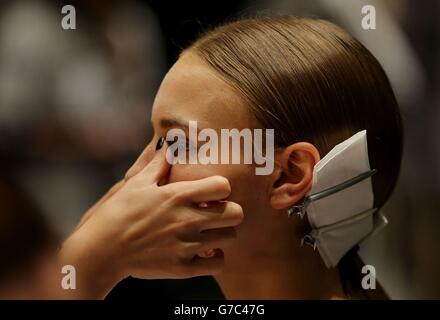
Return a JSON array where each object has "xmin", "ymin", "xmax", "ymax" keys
[{"xmin": 152, "ymin": 52, "xmax": 256, "ymax": 130}]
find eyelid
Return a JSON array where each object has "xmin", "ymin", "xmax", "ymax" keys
[{"xmin": 168, "ymin": 134, "xmax": 198, "ymax": 150}]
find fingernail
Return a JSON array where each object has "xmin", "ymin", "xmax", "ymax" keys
[
  {"xmin": 155, "ymin": 136, "xmax": 165, "ymax": 151},
  {"xmin": 204, "ymin": 249, "xmax": 217, "ymax": 257},
  {"xmin": 198, "ymin": 249, "xmax": 217, "ymax": 258}
]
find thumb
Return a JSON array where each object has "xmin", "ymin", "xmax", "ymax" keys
[
  {"xmin": 137, "ymin": 137, "xmax": 171, "ymax": 185},
  {"xmin": 125, "ymin": 137, "xmax": 168, "ymax": 181}
]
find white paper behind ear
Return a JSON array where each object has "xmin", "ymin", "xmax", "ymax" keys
[
  {"xmin": 305, "ymin": 130, "xmax": 380, "ymax": 268},
  {"xmin": 307, "ymin": 130, "xmax": 374, "ymax": 228}
]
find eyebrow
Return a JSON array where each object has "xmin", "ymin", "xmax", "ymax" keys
[
  {"xmin": 159, "ymin": 117, "xmax": 189, "ymax": 130},
  {"xmin": 155, "ymin": 117, "xmax": 205, "ymax": 135}
]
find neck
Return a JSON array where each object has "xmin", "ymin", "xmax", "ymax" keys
[{"xmin": 215, "ymin": 213, "xmax": 347, "ymax": 300}]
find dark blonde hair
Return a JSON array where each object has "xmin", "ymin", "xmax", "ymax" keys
[{"xmin": 186, "ymin": 16, "xmax": 402, "ymax": 299}]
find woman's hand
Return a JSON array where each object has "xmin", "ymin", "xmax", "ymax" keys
[{"xmin": 59, "ymin": 143, "xmax": 243, "ymax": 299}]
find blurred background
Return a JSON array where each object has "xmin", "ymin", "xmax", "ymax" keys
[{"xmin": 0, "ymin": 0, "xmax": 439, "ymax": 299}]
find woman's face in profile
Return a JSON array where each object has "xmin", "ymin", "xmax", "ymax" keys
[{"xmin": 145, "ymin": 52, "xmax": 278, "ymax": 244}]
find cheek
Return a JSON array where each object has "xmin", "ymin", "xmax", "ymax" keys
[{"xmin": 168, "ymin": 163, "xmax": 267, "ymax": 205}]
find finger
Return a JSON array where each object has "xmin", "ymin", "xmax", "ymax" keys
[
  {"xmin": 184, "ymin": 252, "xmax": 225, "ymax": 277},
  {"xmin": 163, "ymin": 176, "xmax": 232, "ymax": 203},
  {"xmin": 198, "ymin": 248, "xmax": 220, "ymax": 258},
  {"xmin": 198, "ymin": 201, "xmax": 226, "ymax": 208},
  {"xmin": 125, "ymin": 144, "xmax": 151, "ymax": 181},
  {"xmin": 136, "ymin": 141, "xmax": 171, "ymax": 185},
  {"xmin": 190, "ymin": 227, "xmax": 237, "ymax": 252},
  {"xmin": 195, "ymin": 201, "xmax": 244, "ymax": 231}
]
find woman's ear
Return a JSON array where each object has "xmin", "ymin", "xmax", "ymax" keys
[{"xmin": 269, "ymin": 142, "xmax": 320, "ymax": 210}]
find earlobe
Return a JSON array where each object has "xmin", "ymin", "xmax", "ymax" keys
[{"xmin": 269, "ymin": 143, "xmax": 320, "ymax": 210}]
